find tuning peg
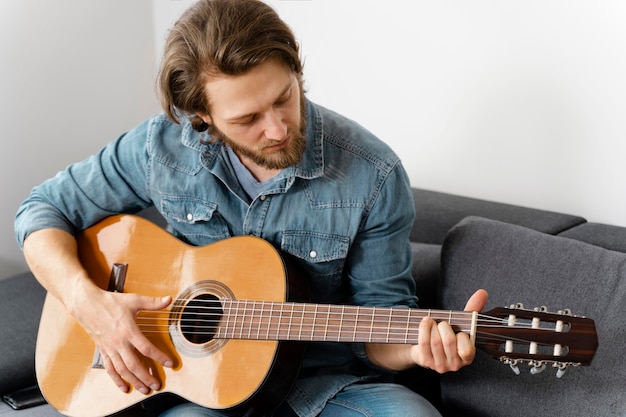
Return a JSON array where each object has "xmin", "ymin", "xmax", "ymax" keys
[
  {"xmin": 530, "ymin": 361, "xmax": 546, "ymax": 375},
  {"xmin": 502, "ymin": 358, "xmax": 521, "ymax": 375}
]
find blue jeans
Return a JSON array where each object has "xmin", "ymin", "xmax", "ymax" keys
[{"xmin": 159, "ymin": 383, "xmax": 441, "ymax": 417}]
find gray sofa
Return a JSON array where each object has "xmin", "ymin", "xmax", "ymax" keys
[{"xmin": 2, "ymin": 188, "xmax": 624, "ymax": 416}]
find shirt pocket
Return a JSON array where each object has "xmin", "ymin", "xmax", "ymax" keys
[
  {"xmin": 160, "ymin": 196, "xmax": 232, "ymax": 244},
  {"xmin": 281, "ymin": 231, "xmax": 350, "ymax": 303}
]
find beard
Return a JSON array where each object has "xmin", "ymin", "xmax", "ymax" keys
[{"xmin": 210, "ymin": 92, "xmax": 307, "ymax": 170}]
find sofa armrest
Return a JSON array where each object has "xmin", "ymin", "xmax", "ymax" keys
[{"xmin": 0, "ymin": 273, "xmax": 47, "ymax": 396}]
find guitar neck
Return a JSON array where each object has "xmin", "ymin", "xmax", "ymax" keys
[{"xmin": 214, "ymin": 301, "xmax": 477, "ymax": 344}]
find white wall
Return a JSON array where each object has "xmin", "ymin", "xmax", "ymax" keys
[
  {"xmin": 0, "ymin": 1, "xmax": 160, "ymax": 278},
  {"xmin": 4, "ymin": 1, "xmax": 626, "ymax": 278},
  {"xmin": 154, "ymin": 0, "xmax": 626, "ymax": 229},
  {"xmin": 272, "ymin": 0, "xmax": 626, "ymax": 227}
]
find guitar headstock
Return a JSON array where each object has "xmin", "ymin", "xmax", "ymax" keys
[{"xmin": 476, "ymin": 304, "xmax": 598, "ymax": 378}]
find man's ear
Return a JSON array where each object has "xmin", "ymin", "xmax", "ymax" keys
[{"xmin": 197, "ymin": 113, "xmax": 213, "ymax": 125}]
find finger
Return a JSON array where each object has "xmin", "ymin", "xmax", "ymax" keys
[
  {"xmin": 428, "ymin": 321, "xmax": 447, "ymax": 369},
  {"xmin": 437, "ymin": 321, "xmax": 462, "ymax": 364},
  {"xmin": 102, "ymin": 354, "xmax": 130, "ymax": 393},
  {"xmin": 103, "ymin": 316, "xmax": 162, "ymax": 394},
  {"xmin": 116, "ymin": 347, "xmax": 156, "ymax": 395},
  {"xmin": 456, "ymin": 332, "xmax": 476, "ymax": 364},
  {"xmin": 137, "ymin": 295, "xmax": 172, "ymax": 312},
  {"xmin": 132, "ymin": 295, "xmax": 174, "ymax": 368},
  {"xmin": 133, "ymin": 332, "xmax": 174, "ymax": 369},
  {"xmin": 464, "ymin": 289, "xmax": 488, "ymax": 312},
  {"xmin": 104, "ymin": 351, "xmax": 150, "ymax": 394},
  {"xmin": 417, "ymin": 317, "xmax": 435, "ymax": 368}
]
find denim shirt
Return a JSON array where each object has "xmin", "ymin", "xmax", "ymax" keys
[{"xmin": 15, "ymin": 100, "xmax": 417, "ymax": 417}]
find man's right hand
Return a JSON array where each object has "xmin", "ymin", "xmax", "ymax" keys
[
  {"xmin": 72, "ymin": 285, "xmax": 175, "ymax": 394},
  {"xmin": 23, "ymin": 228, "xmax": 174, "ymax": 395}
]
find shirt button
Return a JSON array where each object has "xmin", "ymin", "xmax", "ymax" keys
[
  {"xmin": 187, "ymin": 213, "xmax": 193, "ymax": 221},
  {"xmin": 260, "ymin": 195, "xmax": 267, "ymax": 201},
  {"xmin": 309, "ymin": 250, "xmax": 317, "ymax": 259}
]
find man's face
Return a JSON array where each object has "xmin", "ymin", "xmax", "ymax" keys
[{"xmin": 199, "ymin": 59, "xmax": 306, "ymax": 171}]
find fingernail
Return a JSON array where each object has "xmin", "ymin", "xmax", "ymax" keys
[
  {"xmin": 150, "ymin": 384, "xmax": 160, "ymax": 391},
  {"xmin": 119, "ymin": 385, "xmax": 128, "ymax": 393},
  {"xmin": 164, "ymin": 360, "xmax": 173, "ymax": 368},
  {"xmin": 139, "ymin": 387, "xmax": 149, "ymax": 395}
]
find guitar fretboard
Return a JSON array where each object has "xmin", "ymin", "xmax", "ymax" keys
[{"xmin": 215, "ymin": 300, "xmax": 476, "ymax": 344}]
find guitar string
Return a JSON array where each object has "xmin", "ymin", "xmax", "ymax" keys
[
  {"xmin": 133, "ymin": 314, "xmax": 557, "ymax": 346},
  {"xmin": 133, "ymin": 302, "xmax": 556, "ymax": 332},
  {"xmin": 135, "ymin": 301, "xmax": 549, "ymax": 331},
  {"xmin": 132, "ymin": 319, "xmax": 553, "ymax": 347},
  {"xmin": 132, "ymin": 302, "xmax": 565, "ymax": 346}
]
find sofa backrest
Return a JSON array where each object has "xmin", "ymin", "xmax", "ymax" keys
[
  {"xmin": 438, "ymin": 217, "xmax": 626, "ymax": 417},
  {"xmin": 410, "ymin": 188, "xmax": 586, "ymax": 244}
]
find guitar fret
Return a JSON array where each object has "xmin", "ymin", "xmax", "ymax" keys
[
  {"xmin": 353, "ymin": 306, "xmax": 359, "ymax": 342},
  {"xmin": 369, "ymin": 307, "xmax": 375, "ymax": 343},
  {"xmin": 323, "ymin": 304, "xmax": 329, "ymax": 340},
  {"xmin": 247, "ymin": 300, "xmax": 253, "ymax": 340},
  {"xmin": 386, "ymin": 308, "xmax": 392, "ymax": 343},
  {"xmin": 338, "ymin": 305, "xmax": 345, "ymax": 342},
  {"xmin": 285, "ymin": 302, "xmax": 293, "ymax": 340},
  {"xmin": 255, "ymin": 301, "xmax": 263, "ymax": 339},
  {"xmin": 265, "ymin": 302, "xmax": 273, "ymax": 340},
  {"xmin": 274, "ymin": 302, "xmax": 282, "ymax": 339},
  {"xmin": 311, "ymin": 304, "xmax": 318, "ymax": 341},
  {"xmin": 298, "ymin": 303, "xmax": 304, "ymax": 340},
  {"xmin": 240, "ymin": 300, "xmax": 246, "ymax": 340},
  {"xmin": 231, "ymin": 300, "xmax": 239, "ymax": 339},
  {"xmin": 405, "ymin": 309, "xmax": 411, "ymax": 343}
]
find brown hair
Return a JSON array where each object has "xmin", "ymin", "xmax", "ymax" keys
[{"xmin": 157, "ymin": 0, "xmax": 303, "ymax": 132}]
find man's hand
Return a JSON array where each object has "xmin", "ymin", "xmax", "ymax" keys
[
  {"xmin": 365, "ymin": 289, "xmax": 488, "ymax": 372},
  {"xmin": 411, "ymin": 289, "xmax": 488, "ymax": 373},
  {"xmin": 73, "ymin": 286, "xmax": 174, "ymax": 395},
  {"xmin": 24, "ymin": 228, "xmax": 175, "ymax": 395}
]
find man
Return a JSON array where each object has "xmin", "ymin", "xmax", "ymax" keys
[{"xmin": 15, "ymin": 0, "xmax": 487, "ymax": 416}]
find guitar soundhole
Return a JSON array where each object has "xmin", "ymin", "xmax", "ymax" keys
[
  {"xmin": 169, "ymin": 280, "xmax": 233, "ymax": 357},
  {"xmin": 181, "ymin": 293, "xmax": 222, "ymax": 344}
]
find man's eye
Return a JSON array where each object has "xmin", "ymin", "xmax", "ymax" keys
[
  {"xmin": 276, "ymin": 90, "xmax": 292, "ymax": 106},
  {"xmin": 236, "ymin": 116, "xmax": 257, "ymax": 126}
]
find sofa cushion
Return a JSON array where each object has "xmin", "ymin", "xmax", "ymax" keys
[
  {"xmin": 410, "ymin": 188, "xmax": 586, "ymax": 244},
  {"xmin": 438, "ymin": 217, "xmax": 626, "ymax": 417},
  {"xmin": 0, "ymin": 272, "xmax": 47, "ymax": 395}
]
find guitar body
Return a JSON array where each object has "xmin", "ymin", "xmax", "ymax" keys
[{"xmin": 36, "ymin": 215, "xmax": 307, "ymax": 417}]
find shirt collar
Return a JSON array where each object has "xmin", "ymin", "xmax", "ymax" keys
[{"xmin": 293, "ymin": 98, "xmax": 324, "ymax": 180}]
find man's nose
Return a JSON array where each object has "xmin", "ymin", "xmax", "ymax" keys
[{"xmin": 262, "ymin": 109, "xmax": 288, "ymax": 140}]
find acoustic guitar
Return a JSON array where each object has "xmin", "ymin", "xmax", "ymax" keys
[{"xmin": 35, "ymin": 215, "xmax": 598, "ymax": 417}]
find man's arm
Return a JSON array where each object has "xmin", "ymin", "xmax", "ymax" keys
[
  {"xmin": 365, "ymin": 289, "xmax": 488, "ymax": 372},
  {"xmin": 23, "ymin": 228, "xmax": 174, "ymax": 395}
]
